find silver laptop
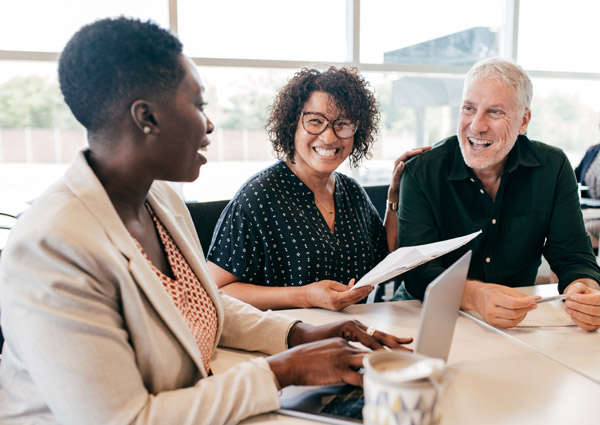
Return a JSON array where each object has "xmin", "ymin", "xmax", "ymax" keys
[{"xmin": 277, "ymin": 250, "xmax": 471, "ymax": 425}]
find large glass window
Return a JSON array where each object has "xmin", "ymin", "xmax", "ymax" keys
[
  {"xmin": 1, "ymin": 0, "xmax": 600, "ymax": 222},
  {"xmin": 178, "ymin": 0, "xmax": 350, "ymax": 62},
  {"xmin": 527, "ymin": 78, "xmax": 600, "ymax": 165},
  {"xmin": 360, "ymin": 0, "xmax": 506, "ymax": 64},
  {"xmin": 0, "ymin": 0, "xmax": 169, "ymax": 52},
  {"xmin": 518, "ymin": 0, "xmax": 600, "ymax": 73}
]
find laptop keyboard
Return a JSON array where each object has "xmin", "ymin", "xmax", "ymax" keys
[{"xmin": 320, "ymin": 384, "xmax": 364, "ymax": 420}]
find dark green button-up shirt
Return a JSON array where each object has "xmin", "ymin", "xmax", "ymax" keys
[{"xmin": 398, "ymin": 135, "xmax": 600, "ymax": 300}]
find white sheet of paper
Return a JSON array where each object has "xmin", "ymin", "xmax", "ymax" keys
[
  {"xmin": 466, "ymin": 302, "xmax": 574, "ymax": 327},
  {"xmin": 350, "ymin": 230, "xmax": 482, "ymax": 290}
]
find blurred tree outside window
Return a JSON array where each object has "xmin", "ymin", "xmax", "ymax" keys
[{"xmin": 1, "ymin": 0, "xmax": 599, "ymax": 219}]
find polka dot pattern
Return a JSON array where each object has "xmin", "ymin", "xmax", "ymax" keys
[
  {"xmin": 134, "ymin": 204, "xmax": 217, "ymax": 374},
  {"xmin": 207, "ymin": 160, "xmax": 388, "ymax": 288}
]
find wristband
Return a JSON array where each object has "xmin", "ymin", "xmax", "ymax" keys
[{"xmin": 386, "ymin": 200, "xmax": 398, "ymax": 211}]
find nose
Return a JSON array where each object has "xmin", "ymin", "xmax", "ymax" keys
[
  {"xmin": 206, "ymin": 115, "xmax": 215, "ymax": 135},
  {"xmin": 319, "ymin": 124, "xmax": 338, "ymax": 143},
  {"xmin": 469, "ymin": 110, "xmax": 488, "ymax": 134}
]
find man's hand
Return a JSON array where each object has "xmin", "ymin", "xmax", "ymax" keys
[
  {"xmin": 301, "ymin": 279, "xmax": 372, "ymax": 311},
  {"xmin": 564, "ymin": 280, "xmax": 600, "ymax": 331},
  {"xmin": 462, "ymin": 280, "xmax": 538, "ymax": 328}
]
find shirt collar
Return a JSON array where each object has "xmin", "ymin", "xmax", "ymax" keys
[{"xmin": 448, "ymin": 134, "xmax": 541, "ymax": 181}]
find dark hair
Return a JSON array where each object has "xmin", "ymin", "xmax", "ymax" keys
[
  {"xmin": 58, "ymin": 17, "xmax": 185, "ymax": 135},
  {"xmin": 266, "ymin": 67, "xmax": 380, "ymax": 167}
]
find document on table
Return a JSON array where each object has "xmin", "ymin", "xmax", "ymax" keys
[
  {"xmin": 465, "ymin": 302, "xmax": 575, "ymax": 327},
  {"xmin": 350, "ymin": 230, "xmax": 482, "ymax": 291}
]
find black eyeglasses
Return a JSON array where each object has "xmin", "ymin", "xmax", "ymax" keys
[{"xmin": 301, "ymin": 111, "xmax": 358, "ymax": 139}]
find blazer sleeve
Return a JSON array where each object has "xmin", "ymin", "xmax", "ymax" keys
[
  {"xmin": 219, "ymin": 292, "xmax": 299, "ymax": 354},
  {"xmin": 0, "ymin": 204, "xmax": 283, "ymax": 425}
]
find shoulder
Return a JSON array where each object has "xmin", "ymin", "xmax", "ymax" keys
[
  {"xmin": 150, "ymin": 181, "xmax": 189, "ymax": 214},
  {"xmin": 231, "ymin": 161, "xmax": 289, "ymax": 203},
  {"xmin": 404, "ymin": 136, "xmax": 458, "ymax": 177},
  {"xmin": 522, "ymin": 136, "xmax": 569, "ymax": 165},
  {"xmin": 2, "ymin": 180, "xmax": 116, "ymax": 284},
  {"xmin": 334, "ymin": 172, "xmax": 373, "ymax": 203},
  {"xmin": 14, "ymin": 181, "xmax": 103, "ymax": 244},
  {"xmin": 335, "ymin": 171, "xmax": 363, "ymax": 193}
]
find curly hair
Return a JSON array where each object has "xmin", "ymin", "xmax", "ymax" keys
[
  {"xmin": 58, "ymin": 17, "xmax": 185, "ymax": 135},
  {"xmin": 266, "ymin": 67, "xmax": 380, "ymax": 167}
]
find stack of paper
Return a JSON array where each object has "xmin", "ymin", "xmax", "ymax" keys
[{"xmin": 351, "ymin": 230, "xmax": 482, "ymax": 291}]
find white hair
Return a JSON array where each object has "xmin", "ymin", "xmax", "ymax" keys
[{"xmin": 464, "ymin": 57, "xmax": 533, "ymax": 111}]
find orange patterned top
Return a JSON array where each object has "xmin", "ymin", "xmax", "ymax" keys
[{"xmin": 133, "ymin": 204, "xmax": 218, "ymax": 374}]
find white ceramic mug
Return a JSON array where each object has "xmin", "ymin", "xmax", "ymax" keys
[{"xmin": 363, "ymin": 350, "xmax": 446, "ymax": 425}]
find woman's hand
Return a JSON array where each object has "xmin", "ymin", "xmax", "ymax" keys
[
  {"xmin": 287, "ymin": 320, "xmax": 413, "ymax": 351},
  {"xmin": 301, "ymin": 279, "xmax": 372, "ymax": 311},
  {"xmin": 270, "ymin": 321, "xmax": 413, "ymax": 388},
  {"xmin": 267, "ymin": 338, "xmax": 367, "ymax": 388}
]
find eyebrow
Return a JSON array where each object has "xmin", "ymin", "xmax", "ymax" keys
[{"xmin": 461, "ymin": 100, "xmax": 506, "ymax": 109}]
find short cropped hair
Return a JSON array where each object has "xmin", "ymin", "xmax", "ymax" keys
[
  {"xmin": 58, "ymin": 17, "xmax": 185, "ymax": 135},
  {"xmin": 464, "ymin": 57, "xmax": 533, "ymax": 112},
  {"xmin": 266, "ymin": 67, "xmax": 380, "ymax": 167}
]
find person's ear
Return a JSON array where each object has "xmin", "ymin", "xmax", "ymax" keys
[
  {"xmin": 518, "ymin": 108, "xmax": 532, "ymax": 135},
  {"xmin": 131, "ymin": 100, "xmax": 158, "ymax": 135}
]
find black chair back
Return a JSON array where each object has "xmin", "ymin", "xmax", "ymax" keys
[
  {"xmin": 185, "ymin": 199, "xmax": 230, "ymax": 254},
  {"xmin": 363, "ymin": 185, "xmax": 389, "ymax": 219}
]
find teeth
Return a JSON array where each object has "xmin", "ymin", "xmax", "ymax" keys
[
  {"xmin": 314, "ymin": 147, "xmax": 337, "ymax": 157},
  {"xmin": 470, "ymin": 138, "xmax": 493, "ymax": 146}
]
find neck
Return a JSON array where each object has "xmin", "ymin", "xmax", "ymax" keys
[
  {"xmin": 472, "ymin": 163, "xmax": 505, "ymax": 203},
  {"xmin": 285, "ymin": 159, "xmax": 334, "ymax": 196},
  {"xmin": 86, "ymin": 146, "xmax": 153, "ymax": 223}
]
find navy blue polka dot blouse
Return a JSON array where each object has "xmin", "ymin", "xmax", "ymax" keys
[{"xmin": 207, "ymin": 160, "xmax": 388, "ymax": 287}]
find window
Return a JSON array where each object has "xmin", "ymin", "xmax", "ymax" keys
[
  {"xmin": 1, "ymin": 0, "xmax": 599, "ymax": 219},
  {"xmin": 360, "ymin": 0, "xmax": 506, "ymax": 64},
  {"xmin": 0, "ymin": 0, "xmax": 169, "ymax": 52},
  {"xmin": 518, "ymin": 0, "xmax": 600, "ymax": 73},
  {"xmin": 178, "ymin": 0, "xmax": 350, "ymax": 62}
]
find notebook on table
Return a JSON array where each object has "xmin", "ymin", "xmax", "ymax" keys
[{"xmin": 277, "ymin": 250, "xmax": 472, "ymax": 425}]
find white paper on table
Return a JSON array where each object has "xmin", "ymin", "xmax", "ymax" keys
[
  {"xmin": 350, "ymin": 230, "xmax": 482, "ymax": 291},
  {"xmin": 466, "ymin": 302, "xmax": 575, "ymax": 327}
]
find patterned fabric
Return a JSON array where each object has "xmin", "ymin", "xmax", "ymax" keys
[
  {"xmin": 134, "ymin": 204, "xmax": 218, "ymax": 374},
  {"xmin": 207, "ymin": 160, "xmax": 388, "ymax": 288}
]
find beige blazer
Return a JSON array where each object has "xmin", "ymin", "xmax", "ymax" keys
[{"xmin": 0, "ymin": 150, "xmax": 296, "ymax": 425}]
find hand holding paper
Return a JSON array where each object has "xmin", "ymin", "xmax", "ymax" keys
[{"xmin": 350, "ymin": 230, "xmax": 482, "ymax": 291}]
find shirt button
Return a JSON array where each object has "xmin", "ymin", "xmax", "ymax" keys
[
  {"xmin": 470, "ymin": 178, "xmax": 475, "ymax": 183},
  {"xmin": 492, "ymin": 219, "xmax": 497, "ymax": 224},
  {"xmin": 480, "ymin": 189, "xmax": 485, "ymax": 194},
  {"xmin": 485, "ymin": 257, "xmax": 491, "ymax": 263}
]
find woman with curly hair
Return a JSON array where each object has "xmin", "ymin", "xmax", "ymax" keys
[
  {"xmin": 0, "ymin": 20, "xmax": 415, "ymax": 424},
  {"xmin": 207, "ymin": 67, "xmax": 428, "ymax": 311}
]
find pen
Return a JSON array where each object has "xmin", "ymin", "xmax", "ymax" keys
[{"xmin": 535, "ymin": 294, "xmax": 569, "ymax": 304}]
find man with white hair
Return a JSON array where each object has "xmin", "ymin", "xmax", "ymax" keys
[{"xmin": 395, "ymin": 57, "xmax": 600, "ymax": 330}]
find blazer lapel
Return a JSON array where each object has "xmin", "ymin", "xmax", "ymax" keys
[
  {"xmin": 63, "ymin": 151, "xmax": 206, "ymax": 372},
  {"xmin": 146, "ymin": 186, "xmax": 225, "ymax": 347}
]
